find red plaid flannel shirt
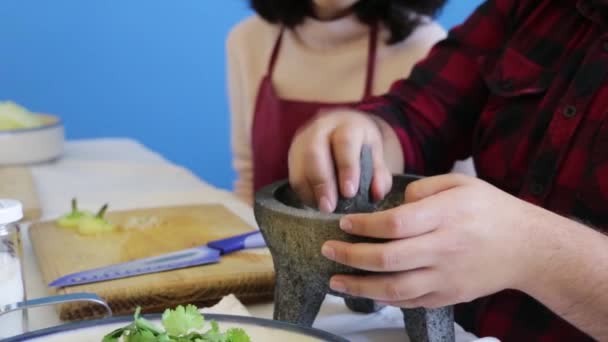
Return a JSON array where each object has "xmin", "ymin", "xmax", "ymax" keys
[{"xmin": 358, "ymin": 0, "xmax": 608, "ymax": 340}]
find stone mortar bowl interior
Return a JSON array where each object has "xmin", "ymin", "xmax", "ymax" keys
[{"xmin": 254, "ymin": 174, "xmax": 455, "ymax": 342}]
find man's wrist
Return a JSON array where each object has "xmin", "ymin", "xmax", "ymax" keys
[
  {"xmin": 511, "ymin": 206, "xmax": 569, "ymax": 295},
  {"xmin": 514, "ymin": 208, "xmax": 603, "ymax": 299}
]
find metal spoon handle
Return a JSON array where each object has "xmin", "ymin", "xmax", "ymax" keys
[{"xmin": 0, "ymin": 292, "xmax": 112, "ymax": 318}]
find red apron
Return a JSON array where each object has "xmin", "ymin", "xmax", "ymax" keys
[{"xmin": 252, "ymin": 24, "xmax": 379, "ymax": 191}]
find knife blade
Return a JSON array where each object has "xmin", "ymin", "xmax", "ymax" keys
[{"xmin": 48, "ymin": 231, "xmax": 266, "ymax": 288}]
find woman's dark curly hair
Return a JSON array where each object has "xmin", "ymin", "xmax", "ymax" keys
[{"xmin": 250, "ymin": 0, "xmax": 446, "ymax": 45}]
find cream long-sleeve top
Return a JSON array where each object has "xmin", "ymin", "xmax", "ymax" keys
[{"xmin": 227, "ymin": 14, "xmax": 473, "ymax": 204}]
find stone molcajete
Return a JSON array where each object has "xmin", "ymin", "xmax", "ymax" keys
[{"xmin": 254, "ymin": 146, "xmax": 455, "ymax": 342}]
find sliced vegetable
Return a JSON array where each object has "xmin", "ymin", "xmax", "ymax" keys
[
  {"xmin": 77, "ymin": 204, "xmax": 116, "ymax": 235},
  {"xmin": 56, "ymin": 198, "xmax": 94, "ymax": 228},
  {"xmin": 56, "ymin": 200, "xmax": 116, "ymax": 235}
]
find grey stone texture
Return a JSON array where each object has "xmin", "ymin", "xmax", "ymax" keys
[{"xmin": 254, "ymin": 146, "xmax": 455, "ymax": 342}]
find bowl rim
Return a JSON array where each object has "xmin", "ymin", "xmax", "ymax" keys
[
  {"xmin": 0, "ymin": 114, "xmax": 63, "ymax": 136},
  {"xmin": 3, "ymin": 313, "xmax": 349, "ymax": 342},
  {"xmin": 255, "ymin": 180, "xmax": 345, "ymax": 221},
  {"xmin": 254, "ymin": 174, "xmax": 422, "ymax": 221}
]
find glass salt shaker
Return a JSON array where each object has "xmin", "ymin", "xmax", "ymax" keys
[
  {"xmin": 0, "ymin": 199, "xmax": 27, "ymax": 339},
  {"xmin": 0, "ymin": 201, "xmax": 113, "ymax": 339}
]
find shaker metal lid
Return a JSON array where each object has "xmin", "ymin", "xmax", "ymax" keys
[{"xmin": 0, "ymin": 199, "xmax": 23, "ymax": 225}]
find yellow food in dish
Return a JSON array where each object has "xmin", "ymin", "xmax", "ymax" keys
[{"xmin": 0, "ymin": 101, "xmax": 44, "ymax": 131}]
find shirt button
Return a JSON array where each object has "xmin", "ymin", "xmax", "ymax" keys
[
  {"xmin": 562, "ymin": 105, "xmax": 578, "ymax": 118},
  {"xmin": 530, "ymin": 182, "xmax": 545, "ymax": 196}
]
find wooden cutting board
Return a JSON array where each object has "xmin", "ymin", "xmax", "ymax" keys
[
  {"xmin": 29, "ymin": 204, "xmax": 275, "ymax": 321},
  {"xmin": 0, "ymin": 167, "xmax": 41, "ymax": 221}
]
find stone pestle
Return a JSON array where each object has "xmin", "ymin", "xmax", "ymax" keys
[{"xmin": 334, "ymin": 145, "xmax": 384, "ymax": 314}]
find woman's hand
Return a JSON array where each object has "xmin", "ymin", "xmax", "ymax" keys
[{"xmin": 288, "ymin": 109, "xmax": 395, "ymax": 212}]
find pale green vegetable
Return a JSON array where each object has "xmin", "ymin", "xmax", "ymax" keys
[
  {"xmin": 77, "ymin": 204, "xmax": 116, "ymax": 235},
  {"xmin": 56, "ymin": 198, "xmax": 95, "ymax": 229},
  {"xmin": 0, "ymin": 101, "xmax": 44, "ymax": 130},
  {"xmin": 56, "ymin": 200, "xmax": 116, "ymax": 235}
]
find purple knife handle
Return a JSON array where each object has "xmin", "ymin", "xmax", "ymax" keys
[
  {"xmin": 207, "ymin": 231, "xmax": 265, "ymax": 254},
  {"xmin": 243, "ymin": 231, "xmax": 266, "ymax": 249}
]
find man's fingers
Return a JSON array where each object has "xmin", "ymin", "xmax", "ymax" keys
[
  {"xmin": 379, "ymin": 292, "xmax": 454, "ymax": 309},
  {"xmin": 405, "ymin": 174, "xmax": 474, "ymax": 203},
  {"xmin": 339, "ymin": 199, "xmax": 442, "ymax": 239},
  {"xmin": 321, "ymin": 234, "xmax": 438, "ymax": 272},
  {"xmin": 328, "ymin": 269, "xmax": 437, "ymax": 302}
]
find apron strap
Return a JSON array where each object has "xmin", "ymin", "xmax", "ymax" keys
[
  {"xmin": 267, "ymin": 27, "xmax": 285, "ymax": 76},
  {"xmin": 362, "ymin": 22, "xmax": 379, "ymax": 99}
]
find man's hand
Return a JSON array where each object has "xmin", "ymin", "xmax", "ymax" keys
[
  {"xmin": 321, "ymin": 174, "xmax": 543, "ymax": 308},
  {"xmin": 288, "ymin": 109, "xmax": 397, "ymax": 213}
]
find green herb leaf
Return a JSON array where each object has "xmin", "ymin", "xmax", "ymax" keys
[
  {"xmin": 226, "ymin": 328, "xmax": 250, "ymax": 342},
  {"xmin": 210, "ymin": 321, "xmax": 219, "ymax": 333},
  {"xmin": 135, "ymin": 310, "xmax": 163, "ymax": 336},
  {"xmin": 101, "ymin": 327, "xmax": 125, "ymax": 342},
  {"xmin": 161, "ymin": 304, "xmax": 204, "ymax": 336},
  {"xmin": 156, "ymin": 333, "xmax": 174, "ymax": 342},
  {"xmin": 125, "ymin": 329, "xmax": 157, "ymax": 342},
  {"xmin": 100, "ymin": 305, "xmax": 250, "ymax": 342},
  {"xmin": 198, "ymin": 327, "xmax": 224, "ymax": 342}
]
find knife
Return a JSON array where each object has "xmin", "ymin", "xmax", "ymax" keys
[{"xmin": 48, "ymin": 231, "xmax": 266, "ymax": 288}]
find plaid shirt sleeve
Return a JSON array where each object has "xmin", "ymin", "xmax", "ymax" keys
[
  {"xmin": 356, "ymin": 0, "xmax": 607, "ymax": 339},
  {"xmin": 358, "ymin": 0, "xmax": 517, "ymax": 175}
]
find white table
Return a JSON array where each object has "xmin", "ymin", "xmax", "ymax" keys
[{"xmin": 17, "ymin": 138, "xmax": 483, "ymax": 342}]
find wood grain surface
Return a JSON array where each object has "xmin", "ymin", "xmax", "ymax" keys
[
  {"xmin": 0, "ymin": 167, "xmax": 41, "ymax": 221},
  {"xmin": 29, "ymin": 204, "xmax": 275, "ymax": 321}
]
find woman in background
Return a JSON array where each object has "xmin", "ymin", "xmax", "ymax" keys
[
  {"xmin": 227, "ymin": 0, "xmax": 471, "ymax": 205},
  {"xmin": 227, "ymin": 0, "xmax": 475, "ymax": 316}
]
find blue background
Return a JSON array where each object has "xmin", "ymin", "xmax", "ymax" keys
[{"xmin": 0, "ymin": 1, "xmax": 483, "ymax": 190}]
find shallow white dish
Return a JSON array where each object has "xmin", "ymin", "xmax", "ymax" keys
[
  {"xmin": 4, "ymin": 314, "xmax": 347, "ymax": 342},
  {"xmin": 0, "ymin": 114, "xmax": 64, "ymax": 165}
]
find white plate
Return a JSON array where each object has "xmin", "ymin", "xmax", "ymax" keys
[
  {"xmin": 0, "ymin": 114, "xmax": 64, "ymax": 165},
  {"xmin": 4, "ymin": 314, "xmax": 347, "ymax": 342}
]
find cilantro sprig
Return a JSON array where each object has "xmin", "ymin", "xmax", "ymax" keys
[{"xmin": 102, "ymin": 305, "xmax": 250, "ymax": 342}]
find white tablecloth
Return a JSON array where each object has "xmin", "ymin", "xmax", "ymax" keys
[{"xmin": 16, "ymin": 138, "xmax": 488, "ymax": 342}]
